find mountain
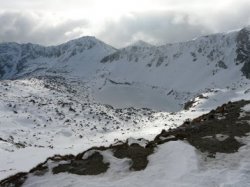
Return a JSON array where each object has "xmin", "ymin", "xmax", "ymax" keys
[
  {"xmin": 0, "ymin": 27, "xmax": 250, "ymax": 186},
  {"xmin": 129, "ymin": 40, "xmax": 155, "ymax": 48},
  {"xmin": 236, "ymin": 27, "xmax": 250, "ymax": 78},
  {"xmin": 2, "ymin": 29, "xmax": 249, "ymax": 110},
  {"xmin": 101, "ymin": 28, "xmax": 248, "ymax": 88},
  {"xmin": 97, "ymin": 27, "xmax": 250, "ymax": 111},
  {"xmin": 0, "ymin": 36, "xmax": 116, "ymax": 80}
]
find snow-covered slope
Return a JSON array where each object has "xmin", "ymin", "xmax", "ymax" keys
[
  {"xmin": 2, "ymin": 29, "xmax": 248, "ymax": 112},
  {"xmin": 0, "ymin": 36, "xmax": 116, "ymax": 80},
  {"xmin": 0, "ymin": 27, "xmax": 250, "ymax": 185},
  {"xmin": 102, "ymin": 29, "xmax": 249, "ymax": 88},
  {"xmin": 2, "ymin": 100, "xmax": 250, "ymax": 187},
  {"xmin": 95, "ymin": 27, "xmax": 250, "ymax": 110}
]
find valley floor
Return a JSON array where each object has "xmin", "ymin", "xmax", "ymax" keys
[
  {"xmin": 0, "ymin": 77, "xmax": 200, "ymax": 180},
  {"xmin": 0, "ymin": 76, "xmax": 250, "ymax": 186},
  {"xmin": 1, "ymin": 100, "xmax": 250, "ymax": 187}
]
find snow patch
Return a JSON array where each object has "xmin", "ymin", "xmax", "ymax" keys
[{"xmin": 243, "ymin": 104, "xmax": 250, "ymax": 112}]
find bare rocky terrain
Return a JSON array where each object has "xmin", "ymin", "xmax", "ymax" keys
[{"xmin": 1, "ymin": 100, "xmax": 250, "ymax": 187}]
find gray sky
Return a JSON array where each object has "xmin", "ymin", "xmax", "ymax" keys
[{"xmin": 0, "ymin": 0, "xmax": 250, "ymax": 47}]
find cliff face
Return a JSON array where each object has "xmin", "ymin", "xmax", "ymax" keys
[
  {"xmin": 0, "ymin": 37, "xmax": 116, "ymax": 79},
  {"xmin": 236, "ymin": 28, "xmax": 250, "ymax": 78}
]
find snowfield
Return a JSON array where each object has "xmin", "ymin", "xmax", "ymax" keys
[
  {"xmin": 0, "ymin": 27, "xmax": 250, "ymax": 186},
  {"xmin": 0, "ymin": 78, "xmax": 204, "ymax": 180},
  {"xmin": 243, "ymin": 104, "xmax": 250, "ymax": 112},
  {"xmin": 10, "ymin": 139, "xmax": 250, "ymax": 187}
]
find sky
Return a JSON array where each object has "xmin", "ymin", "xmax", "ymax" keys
[{"xmin": 0, "ymin": 0, "xmax": 250, "ymax": 47}]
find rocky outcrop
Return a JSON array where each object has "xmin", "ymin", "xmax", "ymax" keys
[
  {"xmin": 155, "ymin": 100, "xmax": 250, "ymax": 156},
  {"xmin": 236, "ymin": 28, "xmax": 250, "ymax": 78},
  {"xmin": 1, "ymin": 100, "xmax": 250, "ymax": 186}
]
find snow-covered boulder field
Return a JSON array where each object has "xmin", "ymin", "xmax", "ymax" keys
[
  {"xmin": 1, "ymin": 100, "xmax": 250, "ymax": 187},
  {"xmin": 0, "ymin": 27, "xmax": 250, "ymax": 186}
]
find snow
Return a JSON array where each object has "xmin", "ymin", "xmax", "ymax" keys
[
  {"xmin": 20, "ymin": 141, "xmax": 198, "ymax": 187},
  {"xmin": 127, "ymin": 138, "xmax": 148, "ymax": 147},
  {"xmin": 243, "ymin": 104, "xmax": 250, "ymax": 112},
  {"xmin": 0, "ymin": 74, "xmax": 248, "ymax": 180},
  {"xmin": 22, "ymin": 139, "xmax": 250, "ymax": 187},
  {"xmin": 101, "ymin": 150, "xmax": 131, "ymax": 174},
  {"xmin": 0, "ymin": 78, "xmax": 203, "ymax": 180},
  {"xmin": 215, "ymin": 134, "xmax": 229, "ymax": 141},
  {"xmin": 91, "ymin": 29, "xmax": 250, "ymax": 113},
  {"xmin": 0, "ymin": 147, "xmax": 56, "ymax": 180},
  {"xmin": 0, "ymin": 27, "xmax": 250, "ymax": 185},
  {"xmin": 94, "ymin": 83, "xmax": 182, "ymax": 112},
  {"xmin": 128, "ymin": 40, "xmax": 155, "ymax": 48}
]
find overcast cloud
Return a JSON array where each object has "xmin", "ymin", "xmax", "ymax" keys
[{"xmin": 0, "ymin": 0, "xmax": 250, "ymax": 47}]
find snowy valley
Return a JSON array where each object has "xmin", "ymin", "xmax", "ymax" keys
[{"xmin": 0, "ymin": 27, "xmax": 250, "ymax": 186}]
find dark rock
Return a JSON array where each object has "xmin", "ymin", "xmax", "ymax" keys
[
  {"xmin": 53, "ymin": 152, "xmax": 109, "ymax": 175},
  {"xmin": 236, "ymin": 28, "xmax": 250, "ymax": 78},
  {"xmin": 0, "ymin": 172, "xmax": 27, "ymax": 187}
]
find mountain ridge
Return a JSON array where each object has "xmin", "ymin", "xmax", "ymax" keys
[
  {"xmin": 0, "ymin": 26, "xmax": 250, "ymax": 80},
  {"xmin": 0, "ymin": 26, "xmax": 250, "ymax": 185},
  {"xmin": 1, "ymin": 26, "xmax": 249, "ymax": 111}
]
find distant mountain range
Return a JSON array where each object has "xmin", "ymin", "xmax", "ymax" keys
[
  {"xmin": 0, "ymin": 27, "xmax": 250, "ymax": 185},
  {"xmin": 1, "ymin": 27, "xmax": 250, "ymax": 82}
]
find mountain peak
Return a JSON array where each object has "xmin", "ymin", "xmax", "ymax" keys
[
  {"xmin": 242, "ymin": 25, "xmax": 250, "ymax": 31},
  {"xmin": 129, "ymin": 40, "xmax": 154, "ymax": 48},
  {"xmin": 68, "ymin": 36, "xmax": 97, "ymax": 43},
  {"xmin": 61, "ymin": 36, "xmax": 101, "ymax": 47},
  {"xmin": 59, "ymin": 36, "xmax": 116, "ymax": 53}
]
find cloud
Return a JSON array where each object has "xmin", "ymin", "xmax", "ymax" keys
[
  {"xmin": 0, "ymin": 12, "xmax": 89, "ymax": 45},
  {"xmin": 97, "ymin": 0, "xmax": 250, "ymax": 47},
  {"xmin": 97, "ymin": 11, "xmax": 210, "ymax": 47},
  {"xmin": 0, "ymin": 0, "xmax": 250, "ymax": 47}
]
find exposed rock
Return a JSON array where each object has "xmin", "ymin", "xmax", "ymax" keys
[
  {"xmin": 236, "ymin": 28, "xmax": 250, "ymax": 78},
  {"xmin": 112, "ymin": 143, "xmax": 154, "ymax": 171},
  {"xmin": 155, "ymin": 100, "xmax": 250, "ymax": 155},
  {"xmin": 1, "ymin": 100, "xmax": 250, "ymax": 186},
  {"xmin": 216, "ymin": 60, "xmax": 227, "ymax": 69},
  {"xmin": 53, "ymin": 152, "xmax": 109, "ymax": 175}
]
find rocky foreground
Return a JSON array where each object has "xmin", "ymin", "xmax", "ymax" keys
[{"xmin": 1, "ymin": 100, "xmax": 250, "ymax": 187}]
